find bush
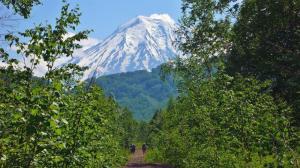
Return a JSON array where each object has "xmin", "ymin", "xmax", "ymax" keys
[{"xmin": 148, "ymin": 73, "xmax": 299, "ymax": 167}]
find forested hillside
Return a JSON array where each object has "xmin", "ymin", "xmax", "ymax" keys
[{"xmin": 96, "ymin": 67, "xmax": 177, "ymax": 120}]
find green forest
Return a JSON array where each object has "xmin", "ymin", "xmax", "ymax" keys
[
  {"xmin": 0, "ymin": 0, "xmax": 299, "ymax": 168},
  {"xmin": 96, "ymin": 67, "xmax": 177, "ymax": 120}
]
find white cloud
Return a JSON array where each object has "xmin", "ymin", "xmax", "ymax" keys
[
  {"xmin": 5, "ymin": 32, "xmax": 100, "ymax": 77},
  {"xmin": 78, "ymin": 37, "xmax": 100, "ymax": 50},
  {"xmin": 9, "ymin": 32, "xmax": 100, "ymax": 52},
  {"xmin": 0, "ymin": 61, "xmax": 7, "ymax": 67},
  {"xmin": 9, "ymin": 45, "xmax": 19, "ymax": 52},
  {"xmin": 66, "ymin": 32, "xmax": 101, "ymax": 50}
]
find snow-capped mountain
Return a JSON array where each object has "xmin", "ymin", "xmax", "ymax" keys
[{"xmin": 69, "ymin": 13, "xmax": 178, "ymax": 80}]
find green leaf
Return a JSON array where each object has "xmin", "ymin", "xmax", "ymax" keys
[{"xmin": 31, "ymin": 108, "xmax": 38, "ymax": 116}]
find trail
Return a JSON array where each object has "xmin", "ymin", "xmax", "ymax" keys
[{"xmin": 124, "ymin": 149, "xmax": 171, "ymax": 168}]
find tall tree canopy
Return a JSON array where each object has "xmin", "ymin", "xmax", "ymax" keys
[
  {"xmin": 175, "ymin": 0, "xmax": 236, "ymax": 81},
  {"xmin": 227, "ymin": 0, "xmax": 300, "ymax": 125}
]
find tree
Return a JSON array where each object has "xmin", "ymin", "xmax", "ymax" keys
[
  {"xmin": 0, "ymin": 1, "xmax": 131, "ymax": 167},
  {"xmin": 149, "ymin": 73, "xmax": 299, "ymax": 167},
  {"xmin": 173, "ymin": 0, "xmax": 235, "ymax": 82},
  {"xmin": 149, "ymin": 0, "xmax": 299, "ymax": 167},
  {"xmin": 226, "ymin": 0, "xmax": 300, "ymax": 125},
  {"xmin": 0, "ymin": 0, "xmax": 41, "ymax": 18}
]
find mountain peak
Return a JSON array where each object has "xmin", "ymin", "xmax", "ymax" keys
[
  {"xmin": 67, "ymin": 14, "xmax": 178, "ymax": 80},
  {"xmin": 118, "ymin": 13, "xmax": 176, "ymax": 32},
  {"xmin": 149, "ymin": 13, "xmax": 175, "ymax": 23},
  {"xmin": 134, "ymin": 13, "xmax": 175, "ymax": 23}
]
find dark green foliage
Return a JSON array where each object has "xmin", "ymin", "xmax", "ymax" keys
[
  {"xmin": 118, "ymin": 108, "xmax": 139, "ymax": 148},
  {"xmin": 96, "ymin": 67, "xmax": 177, "ymax": 120},
  {"xmin": 226, "ymin": 0, "xmax": 300, "ymax": 125}
]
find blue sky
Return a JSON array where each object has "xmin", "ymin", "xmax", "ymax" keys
[{"xmin": 18, "ymin": 0, "xmax": 182, "ymax": 40}]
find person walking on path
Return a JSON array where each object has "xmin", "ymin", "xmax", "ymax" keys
[
  {"xmin": 130, "ymin": 144, "xmax": 136, "ymax": 154},
  {"xmin": 142, "ymin": 143, "xmax": 147, "ymax": 155}
]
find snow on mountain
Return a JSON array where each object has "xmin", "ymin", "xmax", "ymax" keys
[{"xmin": 68, "ymin": 13, "xmax": 178, "ymax": 80}]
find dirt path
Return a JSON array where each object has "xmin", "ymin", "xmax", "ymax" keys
[{"xmin": 124, "ymin": 149, "xmax": 171, "ymax": 168}]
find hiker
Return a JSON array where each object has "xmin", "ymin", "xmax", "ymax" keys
[
  {"xmin": 142, "ymin": 143, "xmax": 147, "ymax": 155},
  {"xmin": 130, "ymin": 144, "xmax": 136, "ymax": 154}
]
